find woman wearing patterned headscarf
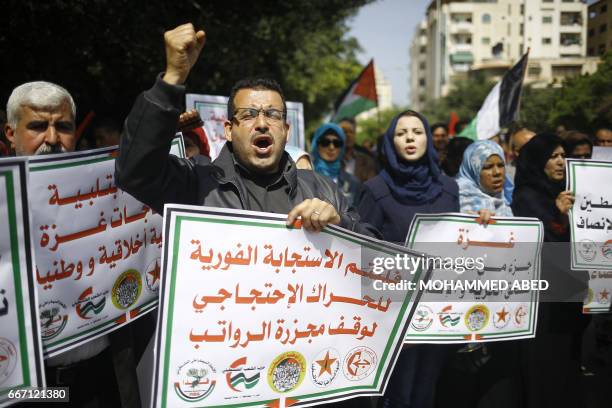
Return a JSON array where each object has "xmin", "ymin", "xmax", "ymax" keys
[{"xmin": 456, "ymin": 140, "xmax": 513, "ymax": 220}]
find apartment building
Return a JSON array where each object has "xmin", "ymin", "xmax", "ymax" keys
[{"xmin": 410, "ymin": 0, "xmax": 600, "ymax": 106}]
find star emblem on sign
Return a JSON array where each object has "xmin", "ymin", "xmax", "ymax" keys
[
  {"xmin": 148, "ymin": 261, "xmax": 160, "ymax": 285},
  {"xmin": 316, "ymin": 351, "xmax": 337, "ymax": 377},
  {"xmin": 496, "ymin": 307, "xmax": 509, "ymax": 322}
]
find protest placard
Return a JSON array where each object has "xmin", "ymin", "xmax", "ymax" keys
[
  {"xmin": 403, "ymin": 213, "xmax": 543, "ymax": 343},
  {"xmin": 0, "ymin": 158, "xmax": 44, "ymax": 407},
  {"xmin": 583, "ymin": 271, "xmax": 612, "ymax": 314},
  {"xmin": 28, "ymin": 138, "xmax": 183, "ymax": 357},
  {"xmin": 567, "ymin": 159, "xmax": 612, "ymax": 271},
  {"xmin": 151, "ymin": 205, "xmax": 425, "ymax": 407},
  {"xmin": 186, "ymin": 93, "xmax": 305, "ymax": 159}
]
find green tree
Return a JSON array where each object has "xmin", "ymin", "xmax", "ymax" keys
[
  {"xmin": 2, "ymin": 0, "xmax": 371, "ymax": 128},
  {"xmin": 548, "ymin": 52, "xmax": 612, "ymax": 132}
]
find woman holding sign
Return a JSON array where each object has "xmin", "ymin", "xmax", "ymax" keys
[
  {"xmin": 446, "ymin": 139, "xmax": 525, "ymax": 408},
  {"xmin": 358, "ymin": 110, "xmax": 458, "ymax": 408},
  {"xmin": 456, "ymin": 139, "xmax": 513, "ymax": 219},
  {"xmin": 512, "ymin": 133, "xmax": 588, "ymax": 408}
]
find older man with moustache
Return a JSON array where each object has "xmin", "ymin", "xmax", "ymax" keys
[{"xmin": 6, "ymin": 81, "xmax": 141, "ymax": 407}]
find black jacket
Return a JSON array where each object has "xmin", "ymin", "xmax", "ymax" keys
[{"xmin": 115, "ymin": 75, "xmax": 379, "ymax": 238}]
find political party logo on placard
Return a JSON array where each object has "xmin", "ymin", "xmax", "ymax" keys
[
  {"xmin": 513, "ymin": 304, "xmax": 528, "ymax": 327},
  {"xmin": 493, "ymin": 306, "xmax": 511, "ymax": 329},
  {"xmin": 267, "ymin": 351, "xmax": 306, "ymax": 393},
  {"xmin": 74, "ymin": 286, "xmax": 106, "ymax": 319},
  {"xmin": 112, "ymin": 269, "xmax": 142, "ymax": 310},
  {"xmin": 224, "ymin": 356, "xmax": 262, "ymax": 393},
  {"xmin": 601, "ymin": 240, "xmax": 612, "ymax": 260},
  {"xmin": 578, "ymin": 240, "xmax": 597, "ymax": 261},
  {"xmin": 0, "ymin": 338, "xmax": 17, "ymax": 385},
  {"xmin": 39, "ymin": 300, "xmax": 68, "ymax": 340},
  {"xmin": 597, "ymin": 289, "xmax": 610, "ymax": 304},
  {"xmin": 586, "ymin": 288, "xmax": 594, "ymax": 305},
  {"xmin": 342, "ymin": 346, "xmax": 377, "ymax": 381},
  {"xmin": 174, "ymin": 359, "xmax": 216, "ymax": 402},
  {"xmin": 438, "ymin": 305, "xmax": 461, "ymax": 328},
  {"xmin": 411, "ymin": 305, "xmax": 434, "ymax": 331},
  {"xmin": 310, "ymin": 348, "xmax": 340, "ymax": 388},
  {"xmin": 465, "ymin": 304, "xmax": 490, "ymax": 332},
  {"xmin": 145, "ymin": 258, "xmax": 161, "ymax": 293}
]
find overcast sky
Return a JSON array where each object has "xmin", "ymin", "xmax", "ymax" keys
[{"xmin": 348, "ymin": 0, "xmax": 432, "ymax": 107}]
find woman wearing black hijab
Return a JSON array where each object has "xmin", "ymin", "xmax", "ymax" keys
[
  {"xmin": 512, "ymin": 133, "xmax": 574, "ymax": 241},
  {"xmin": 511, "ymin": 133, "xmax": 588, "ymax": 408},
  {"xmin": 358, "ymin": 110, "xmax": 459, "ymax": 408}
]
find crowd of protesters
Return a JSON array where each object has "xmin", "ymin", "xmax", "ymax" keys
[{"xmin": 1, "ymin": 22, "xmax": 611, "ymax": 408}]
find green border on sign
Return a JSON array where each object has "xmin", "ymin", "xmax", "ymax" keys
[
  {"xmin": 160, "ymin": 214, "xmax": 420, "ymax": 407},
  {"xmin": 568, "ymin": 161, "xmax": 612, "ymax": 269},
  {"xmin": 404, "ymin": 215, "xmax": 541, "ymax": 341},
  {"xmin": 0, "ymin": 170, "xmax": 31, "ymax": 396}
]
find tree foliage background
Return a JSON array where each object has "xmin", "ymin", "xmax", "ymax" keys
[{"xmin": 1, "ymin": 0, "xmax": 372, "ymax": 131}]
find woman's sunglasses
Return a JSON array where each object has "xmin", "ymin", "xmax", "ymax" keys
[{"xmin": 319, "ymin": 138, "xmax": 343, "ymax": 148}]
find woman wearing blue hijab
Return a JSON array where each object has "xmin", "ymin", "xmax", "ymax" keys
[
  {"xmin": 311, "ymin": 123, "xmax": 362, "ymax": 206},
  {"xmin": 456, "ymin": 140, "xmax": 513, "ymax": 220},
  {"xmin": 358, "ymin": 110, "xmax": 459, "ymax": 408}
]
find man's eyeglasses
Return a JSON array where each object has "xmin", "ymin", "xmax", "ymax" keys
[
  {"xmin": 319, "ymin": 138, "xmax": 343, "ymax": 148},
  {"xmin": 233, "ymin": 107, "xmax": 285, "ymax": 123}
]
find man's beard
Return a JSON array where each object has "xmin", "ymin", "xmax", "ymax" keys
[{"xmin": 34, "ymin": 143, "xmax": 67, "ymax": 155}]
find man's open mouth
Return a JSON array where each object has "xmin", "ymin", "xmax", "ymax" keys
[{"xmin": 252, "ymin": 135, "xmax": 274, "ymax": 155}]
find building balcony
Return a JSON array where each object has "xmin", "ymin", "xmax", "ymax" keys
[
  {"xmin": 559, "ymin": 43, "xmax": 584, "ymax": 55},
  {"xmin": 450, "ymin": 51, "xmax": 474, "ymax": 65},
  {"xmin": 449, "ymin": 43, "xmax": 473, "ymax": 53},
  {"xmin": 559, "ymin": 24, "xmax": 584, "ymax": 33},
  {"xmin": 449, "ymin": 22, "xmax": 473, "ymax": 34}
]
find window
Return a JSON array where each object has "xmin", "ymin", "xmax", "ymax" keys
[
  {"xmin": 589, "ymin": 28, "xmax": 595, "ymax": 38},
  {"xmin": 601, "ymin": 24, "xmax": 608, "ymax": 33},
  {"xmin": 520, "ymin": 4, "xmax": 524, "ymax": 15},
  {"xmin": 561, "ymin": 33, "xmax": 581, "ymax": 46},
  {"xmin": 419, "ymin": 62, "xmax": 426, "ymax": 70},
  {"xmin": 542, "ymin": 37, "xmax": 552, "ymax": 45},
  {"xmin": 528, "ymin": 66, "xmax": 542, "ymax": 77},
  {"xmin": 482, "ymin": 13, "xmax": 491, "ymax": 23},
  {"xmin": 419, "ymin": 78, "xmax": 426, "ymax": 87},
  {"xmin": 543, "ymin": 16, "xmax": 553, "ymax": 23},
  {"xmin": 602, "ymin": 4, "xmax": 608, "ymax": 13},
  {"xmin": 420, "ymin": 46, "xmax": 426, "ymax": 54},
  {"xmin": 520, "ymin": 23, "xmax": 524, "ymax": 35},
  {"xmin": 599, "ymin": 44, "xmax": 607, "ymax": 55},
  {"xmin": 588, "ymin": 47, "xmax": 594, "ymax": 56},
  {"xmin": 561, "ymin": 12, "xmax": 582, "ymax": 25},
  {"xmin": 552, "ymin": 65, "xmax": 581, "ymax": 79},
  {"xmin": 482, "ymin": 37, "xmax": 491, "ymax": 44}
]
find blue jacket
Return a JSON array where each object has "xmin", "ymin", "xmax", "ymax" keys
[{"xmin": 358, "ymin": 174, "xmax": 459, "ymax": 245}]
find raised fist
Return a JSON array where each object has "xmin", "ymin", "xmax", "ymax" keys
[{"xmin": 162, "ymin": 23, "xmax": 206, "ymax": 85}]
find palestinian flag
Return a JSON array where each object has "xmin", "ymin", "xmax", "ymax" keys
[
  {"xmin": 331, "ymin": 59, "xmax": 378, "ymax": 122},
  {"xmin": 459, "ymin": 51, "xmax": 529, "ymax": 140}
]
